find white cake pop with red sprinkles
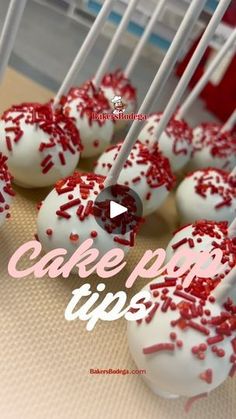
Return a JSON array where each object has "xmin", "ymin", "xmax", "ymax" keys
[
  {"xmin": 138, "ymin": 113, "xmax": 193, "ymax": 171},
  {"xmin": 189, "ymin": 123, "xmax": 236, "ymax": 171},
  {"xmin": 94, "ymin": 141, "xmax": 176, "ymax": 216},
  {"xmin": 0, "ymin": 153, "xmax": 15, "ymax": 227},
  {"xmin": 127, "ymin": 272, "xmax": 236, "ymax": 404},
  {"xmin": 176, "ymin": 168, "xmax": 236, "ymax": 224},
  {"xmin": 0, "ymin": 102, "xmax": 81, "ymax": 188},
  {"xmin": 100, "ymin": 69, "xmax": 137, "ymax": 130},
  {"xmin": 37, "ymin": 172, "xmax": 142, "ymax": 259},
  {"xmin": 61, "ymin": 81, "xmax": 114, "ymax": 158},
  {"xmin": 165, "ymin": 220, "xmax": 236, "ymax": 301}
]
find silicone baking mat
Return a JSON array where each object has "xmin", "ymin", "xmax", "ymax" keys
[{"xmin": 0, "ymin": 69, "xmax": 235, "ymax": 419}]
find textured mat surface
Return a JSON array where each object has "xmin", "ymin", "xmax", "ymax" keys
[{"xmin": 0, "ymin": 69, "xmax": 235, "ymax": 419}]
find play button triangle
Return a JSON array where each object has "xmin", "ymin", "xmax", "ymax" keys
[{"xmin": 110, "ymin": 201, "xmax": 128, "ymax": 219}]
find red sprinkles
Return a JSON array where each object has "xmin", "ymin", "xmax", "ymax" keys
[
  {"xmin": 188, "ymin": 168, "xmax": 236, "ymax": 210},
  {"xmin": 192, "ymin": 122, "xmax": 236, "ymax": 167},
  {"xmin": 142, "ymin": 112, "xmax": 193, "ymax": 155},
  {"xmin": 61, "ymin": 81, "xmax": 112, "ymax": 129},
  {"xmin": 0, "ymin": 153, "xmax": 15, "ymax": 220},
  {"xmin": 137, "ymin": 271, "xmax": 236, "ymax": 397},
  {"xmin": 1, "ymin": 102, "xmax": 82, "ymax": 175},
  {"xmin": 95, "ymin": 141, "xmax": 176, "ymax": 198},
  {"xmin": 101, "ymin": 69, "xmax": 137, "ymax": 102}
]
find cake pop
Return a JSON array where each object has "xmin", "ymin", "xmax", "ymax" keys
[
  {"xmin": 188, "ymin": 123, "xmax": 236, "ymax": 172},
  {"xmin": 94, "ymin": 141, "xmax": 176, "ymax": 216},
  {"xmin": 127, "ymin": 272, "xmax": 236, "ymax": 401},
  {"xmin": 61, "ymin": 81, "xmax": 114, "ymax": 158},
  {"xmin": 165, "ymin": 219, "xmax": 236, "ymax": 302},
  {"xmin": 165, "ymin": 218, "xmax": 236, "ymax": 262},
  {"xmin": 0, "ymin": 153, "xmax": 14, "ymax": 227},
  {"xmin": 0, "ymin": 102, "xmax": 81, "ymax": 188},
  {"xmin": 37, "ymin": 172, "xmax": 142, "ymax": 262},
  {"xmin": 176, "ymin": 168, "xmax": 236, "ymax": 224},
  {"xmin": 138, "ymin": 113, "xmax": 193, "ymax": 172}
]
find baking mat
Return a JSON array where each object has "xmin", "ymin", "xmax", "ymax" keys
[{"xmin": 0, "ymin": 69, "xmax": 235, "ymax": 419}]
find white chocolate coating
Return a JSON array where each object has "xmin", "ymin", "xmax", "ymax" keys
[
  {"xmin": 188, "ymin": 123, "xmax": 236, "ymax": 172},
  {"xmin": 176, "ymin": 168, "xmax": 236, "ymax": 224},
  {"xmin": 0, "ymin": 153, "xmax": 14, "ymax": 227},
  {"xmin": 94, "ymin": 141, "xmax": 175, "ymax": 216},
  {"xmin": 165, "ymin": 221, "xmax": 226, "ymax": 263},
  {"xmin": 127, "ymin": 276, "xmax": 235, "ymax": 398},
  {"xmin": 138, "ymin": 113, "xmax": 193, "ymax": 172},
  {"xmin": 165, "ymin": 220, "xmax": 236, "ymax": 300},
  {"xmin": 0, "ymin": 103, "xmax": 81, "ymax": 188},
  {"xmin": 37, "ymin": 173, "xmax": 135, "ymax": 263},
  {"xmin": 62, "ymin": 83, "xmax": 114, "ymax": 158}
]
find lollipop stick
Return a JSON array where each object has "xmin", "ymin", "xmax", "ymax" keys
[
  {"xmin": 53, "ymin": 0, "xmax": 114, "ymax": 108},
  {"xmin": 152, "ymin": 0, "xmax": 232, "ymax": 142},
  {"xmin": 104, "ymin": 0, "xmax": 207, "ymax": 187},
  {"xmin": 221, "ymin": 109, "xmax": 236, "ymax": 133},
  {"xmin": 94, "ymin": 0, "xmax": 139, "ymax": 87},
  {"xmin": 125, "ymin": 0, "xmax": 166, "ymax": 78},
  {"xmin": 229, "ymin": 166, "xmax": 236, "ymax": 178},
  {"xmin": 228, "ymin": 216, "xmax": 236, "ymax": 238},
  {"xmin": 212, "ymin": 264, "xmax": 236, "ymax": 305},
  {"xmin": 0, "ymin": 0, "xmax": 27, "ymax": 82},
  {"xmin": 177, "ymin": 28, "xmax": 236, "ymax": 119}
]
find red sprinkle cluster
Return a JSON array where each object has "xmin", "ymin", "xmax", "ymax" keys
[
  {"xmin": 0, "ymin": 153, "xmax": 15, "ymax": 220},
  {"xmin": 141, "ymin": 113, "xmax": 193, "ymax": 156},
  {"xmin": 1, "ymin": 102, "xmax": 81, "ymax": 175},
  {"xmin": 138, "ymin": 274, "xmax": 236, "ymax": 402},
  {"xmin": 47, "ymin": 172, "xmax": 142, "ymax": 247},
  {"xmin": 192, "ymin": 123, "xmax": 236, "ymax": 166},
  {"xmin": 94, "ymin": 141, "xmax": 176, "ymax": 198},
  {"xmin": 101, "ymin": 69, "xmax": 137, "ymax": 102},
  {"xmin": 61, "ymin": 81, "xmax": 112, "ymax": 127},
  {"xmin": 172, "ymin": 220, "xmax": 236, "ymax": 299},
  {"xmin": 188, "ymin": 168, "xmax": 236, "ymax": 210}
]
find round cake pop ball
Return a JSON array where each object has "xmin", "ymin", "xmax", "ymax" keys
[
  {"xmin": 94, "ymin": 141, "xmax": 176, "ymax": 217},
  {"xmin": 0, "ymin": 153, "xmax": 15, "ymax": 227},
  {"xmin": 100, "ymin": 69, "xmax": 137, "ymax": 131},
  {"xmin": 189, "ymin": 123, "xmax": 236, "ymax": 172},
  {"xmin": 176, "ymin": 168, "xmax": 236, "ymax": 224},
  {"xmin": 165, "ymin": 220, "xmax": 230, "ymax": 263},
  {"xmin": 37, "ymin": 172, "xmax": 139, "ymax": 261},
  {"xmin": 138, "ymin": 113, "xmax": 193, "ymax": 172},
  {"xmin": 61, "ymin": 81, "xmax": 114, "ymax": 158},
  {"xmin": 165, "ymin": 219, "xmax": 236, "ymax": 300},
  {"xmin": 127, "ymin": 274, "xmax": 236, "ymax": 400},
  {"xmin": 0, "ymin": 102, "xmax": 81, "ymax": 188}
]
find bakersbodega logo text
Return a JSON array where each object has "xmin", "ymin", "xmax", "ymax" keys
[
  {"xmin": 7, "ymin": 238, "xmax": 225, "ymax": 331},
  {"xmin": 91, "ymin": 94, "xmax": 147, "ymax": 121}
]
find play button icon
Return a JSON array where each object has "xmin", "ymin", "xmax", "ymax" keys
[
  {"xmin": 93, "ymin": 184, "xmax": 143, "ymax": 235},
  {"xmin": 110, "ymin": 201, "xmax": 127, "ymax": 219}
]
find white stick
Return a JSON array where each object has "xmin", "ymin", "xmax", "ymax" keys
[
  {"xmin": 104, "ymin": 0, "xmax": 207, "ymax": 187},
  {"xmin": 212, "ymin": 264, "xmax": 236, "ymax": 305},
  {"xmin": 153, "ymin": 0, "xmax": 232, "ymax": 144},
  {"xmin": 0, "ymin": 0, "xmax": 27, "ymax": 82},
  {"xmin": 125, "ymin": 0, "xmax": 166, "ymax": 78},
  {"xmin": 221, "ymin": 109, "xmax": 236, "ymax": 133},
  {"xmin": 228, "ymin": 216, "xmax": 236, "ymax": 238},
  {"xmin": 53, "ymin": 0, "xmax": 114, "ymax": 108},
  {"xmin": 178, "ymin": 28, "xmax": 236, "ymax": 119},
  {"xmin": 94, "ymin": 0, "xmax": 139, "ymax": 87}
]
